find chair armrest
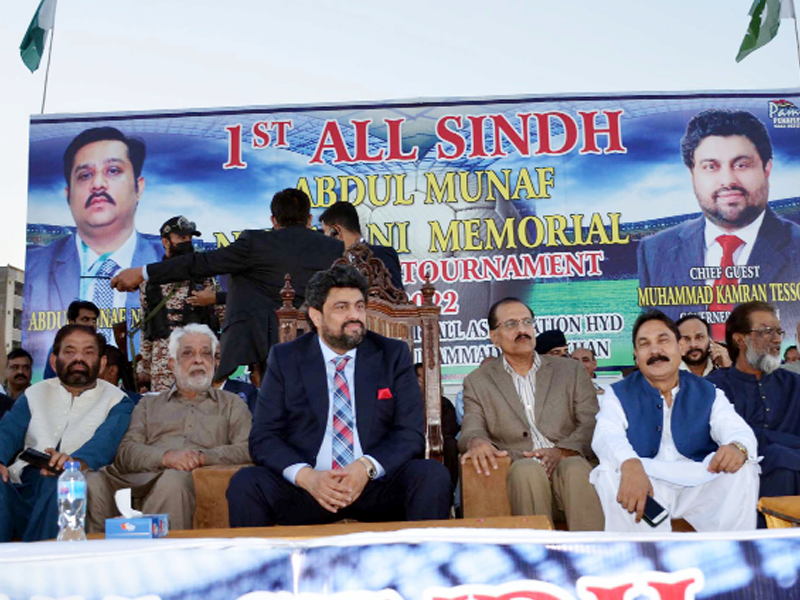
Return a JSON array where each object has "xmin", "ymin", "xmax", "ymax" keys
[
  {"xmin": 192, "ymin": 464, "xmax": 252, "ymax": 530},
  {"xmin": 758, "ymin": 496, "xmax": 800, "ymax": 529},
  {"xmin": 461, "ymin": 455, "xmax": 512, "ymax": 518}
]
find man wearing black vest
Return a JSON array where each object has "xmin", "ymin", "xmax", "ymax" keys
[{"xmin": 590, "ymin": 310, "xmax": 758, "ymax": 532}]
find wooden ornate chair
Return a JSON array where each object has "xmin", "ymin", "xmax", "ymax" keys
[{"xmin": 191, "ymin": 242, "xmax": 442, "ymax": 530}]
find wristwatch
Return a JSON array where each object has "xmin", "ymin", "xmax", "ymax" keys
[
  {"xmin": 358, "ymin": 457, "xmax": 377, "ymax": 479},
  {"xmin": 731, "ymin": 441, "xmax": 749, "ymax": 460}
]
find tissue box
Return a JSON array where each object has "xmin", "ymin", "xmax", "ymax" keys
[{"xmin": 105, "ymin": 514, "xmax": 170, "ymax": 539}]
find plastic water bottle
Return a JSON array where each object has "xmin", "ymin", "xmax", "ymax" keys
[{"xmin": 57, "ymin": 461, "xmax": 87, "ymax": 541}]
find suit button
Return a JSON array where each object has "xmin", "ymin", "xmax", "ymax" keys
[
  {"xmin": 522, "ymin": 431, "xmax": 529, "ymax": 437},
  {"xmin": 656, "ymin": 404, "xmax": 662, "ymax": 409},
  {"xmin": 656, "ymin": 426, "xmax": 662, "ymax": 432}
]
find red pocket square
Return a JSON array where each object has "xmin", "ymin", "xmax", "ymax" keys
[{"xmin": 377, "ymin": 388, "xmax": 393, "ymax": 400}]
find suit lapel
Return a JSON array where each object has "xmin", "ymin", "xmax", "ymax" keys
[
  {"xmin": 53, "ymin": 236, "xmax": 80, "ymax": 307},
  {"xmin": 354, "ymin": 335, "xmax": 380, "ymax": 448},
  {"xmin": 301, "ymin": 335, "xmax": 331, "ymax": 431},
  {"xmin": 534, "ymin": 357, "xmax": 553, "ymax": 423},
  {"xmin": 487, "ymin": 359, "xmax": 529, "ymax": 427},
  {"xmin": 675, "ymin": 217, "xmax": 705, "ymax": 289},
  {"xmin": 749, "ymin": 208, "xmax": 790, "ymax": 283}
]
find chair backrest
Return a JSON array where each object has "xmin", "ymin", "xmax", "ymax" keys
[{"xmin": 276, "ymin": 242, "xmax": 444, "ymax": 460}]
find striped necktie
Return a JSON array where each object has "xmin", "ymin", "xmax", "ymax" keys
[
  {"xmin": 331, "ymin": 355, "xmax": 354, "ymax": 470},
  {"xmin": 92, "ymin": 258, "xmax": 120, "ymax": 343}
]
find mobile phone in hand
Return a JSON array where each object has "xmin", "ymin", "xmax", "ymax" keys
[
  {"xmin": 19, "ymin": 448, "xmax": 61, "ymax": 474},
  {"xmin": 642, "ymin": 495, "xmax": 669, "ymax": 527}
]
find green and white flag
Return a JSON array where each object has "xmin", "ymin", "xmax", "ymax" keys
[
  {"xmin": 736, "ymin": 0, "xmax": 796, "ymax": 62},
  {"xmin": 19, "ymin": 0, "xmax": 58, "ymax": 73}
]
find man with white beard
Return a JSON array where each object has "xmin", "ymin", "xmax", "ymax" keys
[
  {"xmin": 708, "ymin": 301, "xmax": 800, "ymax": 503},
  {"xmin": 87, "ymin": 324, "xmax": 251, "ymax": 531}
]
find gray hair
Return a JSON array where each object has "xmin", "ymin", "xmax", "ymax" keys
[{"xmin": 167, "ymin": 323, "xmax": 219, "ymax": 361}]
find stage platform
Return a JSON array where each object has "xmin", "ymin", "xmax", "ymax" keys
[{"xmin": 3, "ymin": 524, "xmax": 800, "ymax": 600}]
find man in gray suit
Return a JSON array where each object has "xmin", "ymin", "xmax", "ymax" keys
[{"xmin": 459, "ymin": 297, "xmax": 603, "ymax": 530}]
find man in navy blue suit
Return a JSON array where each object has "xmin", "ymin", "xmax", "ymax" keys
[
  {"xmin": 227, "ymin": 265, "xmax": 451, "ymax": 526},
  {"xmin": 637, "ymin": 109, "xmax": 800, "ymax": 339},
  {"xmin": 24, "ymin": 127, "xmax": 164, "ymax": 379}
]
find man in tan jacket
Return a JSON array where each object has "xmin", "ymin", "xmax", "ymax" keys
[
  {"xmin": 87, "ymin": 323, "xmax": 251, "ymax": 531},
  {"xmin": 459, "ymin": 297, "xmax": 603, "ymax": 530}
]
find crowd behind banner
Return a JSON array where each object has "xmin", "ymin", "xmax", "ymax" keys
[{"xmin": 22, "ymin": 90, "xmax": 800, "ymax": 383}]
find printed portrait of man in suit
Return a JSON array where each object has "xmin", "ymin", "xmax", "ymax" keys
[
  {"xmin": 23, "ymin": 127, "xmax": 164, "ymax": 379},
  {"xmin": 637, "ymin": 109, "xmax": 800, "ymax": 340}
]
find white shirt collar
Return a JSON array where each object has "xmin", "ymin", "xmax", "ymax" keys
[
  {"xmin": 77, "ymin": 229, "xmax": 138, "ymax": 273},
  {"xmin": 318, "ymin": 335, "xmax": 358, "ymax": 365},
  {"xmin": 703, "ymin": 210, "xmax": 765, "ymax": 251}
]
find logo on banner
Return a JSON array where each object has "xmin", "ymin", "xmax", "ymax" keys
[
  {"xmin": 425, "ymin": 569, "xmax": 704, "ymax": 600},
  {"xmin": 768, "ymin": 99, "xmax": 800, "ymax": 128}
]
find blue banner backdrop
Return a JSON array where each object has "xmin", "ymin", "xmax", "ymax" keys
[{"xmin": 24, "ymin": 90, "xmax": 800, "ymax": 381}]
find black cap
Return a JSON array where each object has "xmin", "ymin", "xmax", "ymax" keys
[
  {"xmin": 160, "ymin": 216, "xmax": 201, "ymax": 238},
  {"xmin": 536, "ymin": 329, "xmax": 568, "ymax": 354}
]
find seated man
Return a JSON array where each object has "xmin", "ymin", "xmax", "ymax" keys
[
  {"xmin": 592, "ymin": 310, "xmax": 759, "ymax": 532},
  {"xmin": 459, "ymin": 297, "xmax": 603, "ymax": 531},
  {"xmin": 227, "ymin": 265, "xmax": 451, "ymax": 526},
  {"xmin": 0, "ymin": 325, "xmax": 133, "ymax": 541},
  {"xmin": 535, "ymin": 329, "xmax": 570, "ymax": 357},
  {"xmin": 88, "ymin": 323, "xmax": 251, "ymax": 532},
  {"xmin": 676, "ymin": 314, "xmax": 731, "ymax": 377},
  {"xmin": 707, "ymin": 301, "xmax": 800, "ymax": 500},
  {"xmin": 572, "ymin": 347, "xmax": 605, "ymax": 395},
  {"xmin": 4, "ymin": 348, "xmax": 33, "ymax": 401},
  {"xmin": 43, "ymin": 301, "xmax": 100, "ymax": 379}
]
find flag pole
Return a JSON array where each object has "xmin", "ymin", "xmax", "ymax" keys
[
  {"xmin": 40, "ymin": 23, "xmax": 55, "ymax": 114},
  {"xmin": 793, "ymin": 5, "xmax": 800, "ymax": 83}
]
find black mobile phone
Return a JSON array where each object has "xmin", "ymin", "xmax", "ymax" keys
[
  {"xmin": 19, "ymin": 448, "xmax": 60, "ymax": 473},
  {"xmin": 642, "ymin": 495, "xmax": 669, "ymax": 527}
]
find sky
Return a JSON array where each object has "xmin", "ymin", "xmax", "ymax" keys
[{"xmin": 2, "ymin": 0, "xmax": 800, "ymax": 270}]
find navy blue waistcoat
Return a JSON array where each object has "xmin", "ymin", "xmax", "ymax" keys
[{"xmin": 611, "ymin": 370, "xmax": 717, "ymax": 462}]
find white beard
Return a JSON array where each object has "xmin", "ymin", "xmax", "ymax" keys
[
  {"xmin": 745, "ymin": 343, "xmax": 781, "ymax": 375},
  {"xmin": 175, "ymin": 368, "xmax": 212, "ymax": 394}
]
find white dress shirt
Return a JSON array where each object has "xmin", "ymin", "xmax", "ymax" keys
[{"xmin": 283, "ymin": 337, "xmax": 385, "ymax": 485}]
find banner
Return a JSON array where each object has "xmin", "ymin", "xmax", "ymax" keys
[
  {"xmin": 25, "ymin": 90, "xmax": 800, "ymax": 381},
  {"xmin": 2, "ymin": 529, "xmax": 800, "ymax": 599}
]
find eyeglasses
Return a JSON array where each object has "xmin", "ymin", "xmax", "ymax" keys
[
  {"xmin": 495, "ymin": 317, "xmax": 535, "ymax": 331},
  {"xmin": 747, "ymin": 327, "xmax": 785, "ymax": 339}
]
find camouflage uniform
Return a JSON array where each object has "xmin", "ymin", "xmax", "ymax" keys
[{"xmin": 137, "ymin": 279, "xmax": 225, "ymax": 392}]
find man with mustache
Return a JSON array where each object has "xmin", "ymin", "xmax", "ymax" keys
[
  {"xmin": 591, "ymin": 310, "xmax": 758, "ymax": 532},
  {"xmin": 227, "ymin": 265, "xmax": 451, "ymax": 526},
  {"xmin": 4, "ymin": 349, "xmax": 33, "ymax": 401},
  {"xmin": 707, "ymin": 301, "xmax": 800, "ymax": 503},
  {"xmin": 0, "ymin": 349, "xmax": 34, "ymax": 422},
  {"xmin": 137, "ymin": 216, "xmax": 226, "ymax": 392},
  {"xmin": 24, "ymin": 127, "xmax": 164, "ymax": 380},
  {"xmin": 87, "ymin": 323, "xmax": 251, "ymax": 532},
  {"xmin": 459, "ymin": 297, "xmax": 604, "ymax": 531},
  {"xmin": 0, "ymin": 325, "xmax": 134, "ymax": 541},
  {"xmin": 637, "ymin": 109, "xmax": 800, "ymax": 340},
  {"xmin": 676, "ymin": 314, "xmax": 731, "ymax": 377}
]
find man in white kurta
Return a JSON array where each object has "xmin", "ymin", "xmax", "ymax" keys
[
  {"xmin": 0, "ymin": 325, "xmax": 133, "ymax": 541},
  {"xmin": 590, "ymin": 311, "xmax": 759, "ymax": 532}
]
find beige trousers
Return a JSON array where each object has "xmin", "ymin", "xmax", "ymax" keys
[
  {"xmin": 86, "ymin": 468, "xmax": 196, "ymax": 533},
  {"xmin": 507, "ymin": 456, "xmax": 604, "ymax": 531}
]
